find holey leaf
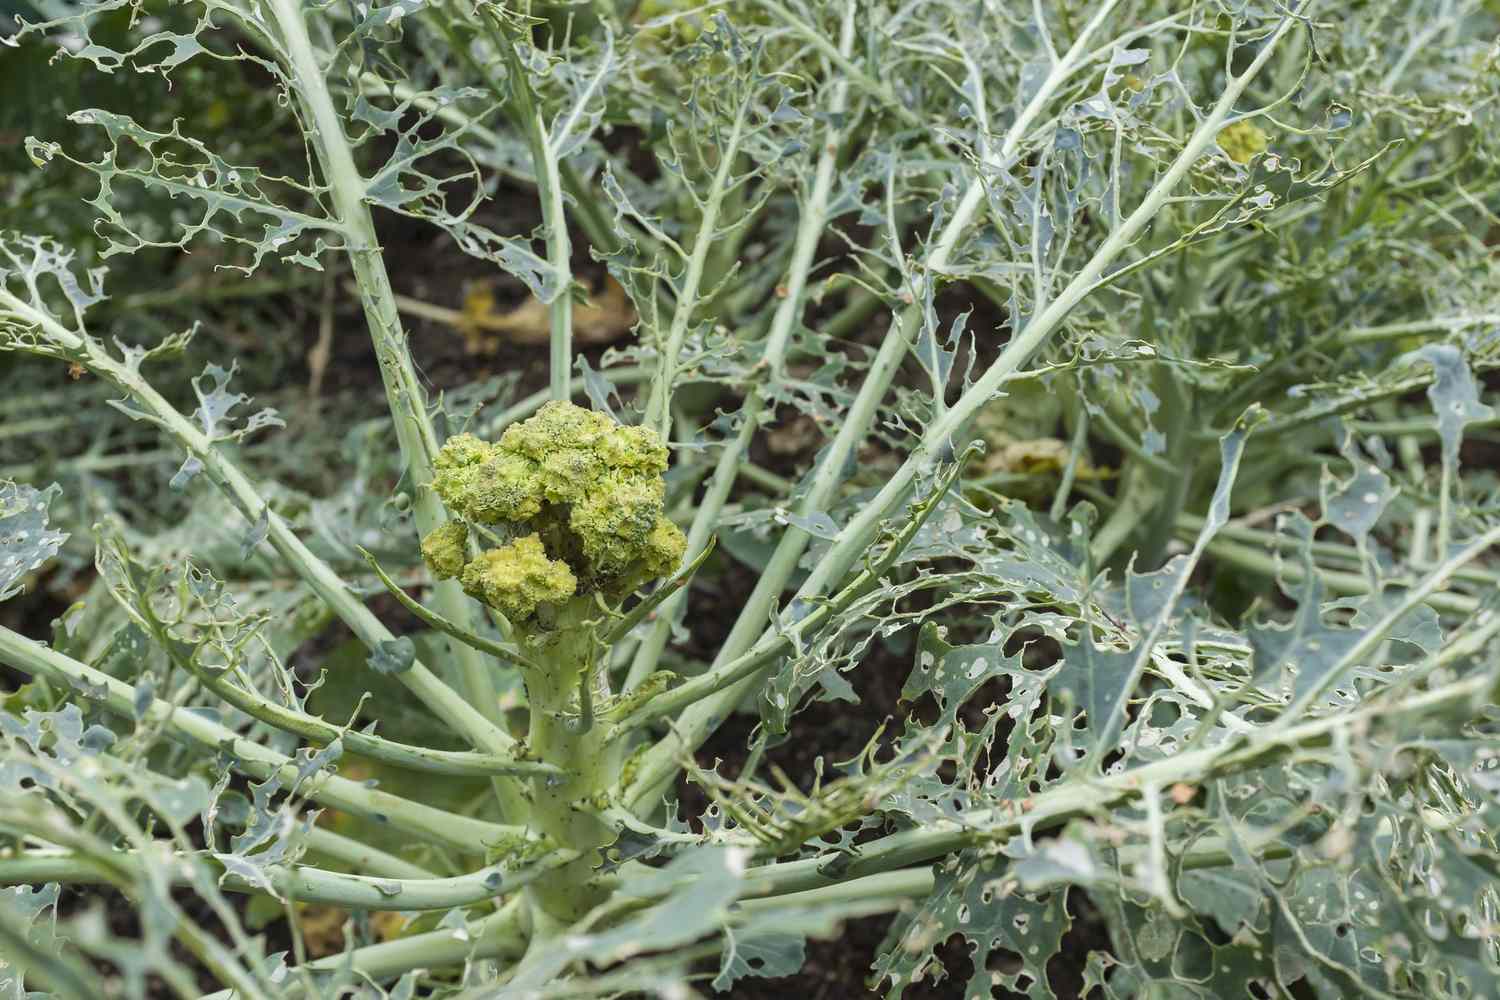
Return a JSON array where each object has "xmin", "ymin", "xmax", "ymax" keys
[
  {"xmin": 875, "ymin": 849, "xmax": 1071, "ymax": 1000},
  {"xmin": 356, "ymin": 83, "xmax": 575, "ymax": 304},
  {"xmin": 27, "ymin": 110, "xmax": 339, "ymax": 274},
  {"xmin": 0, "ymin": 883, "xmax": 84, "ymax": 1000},
  {"xmin": 1247, "ymin": 513, "xmax": 1374, "ymax": 705},
  {"xmin": 0, "ymin": 232, "xmax": 107, "ymax": 347},
  {"xmin": 1051, "ymin": 406, "xmax": 1263, "ymax": 767},
  {"xmin": 0, "ymin": 480, "xmax": 67, "ymax": 601},
  {"xmin": 895, "ymin": 621, "xmax": 1051, "ymax": 808},
  {"xmin": 1, "ymin": 703, "xmax": 117, "ymax": 803},
  {"xmin": 109, "ymin": 361, "xmax": 283, "ymax": 490},
  {"xmin": 713, "ymin": 926, "xmax": 805, "ymax": 992},
  {"xmin": 1407, "ymin": 343, "xmax": 1495, "ymax": 471},
  {"xmin": 1320, "ymin": 425, "xmax": 1396, "ymax": 548}
]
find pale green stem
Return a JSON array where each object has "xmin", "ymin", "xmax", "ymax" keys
[
  {"xmin": 641, "ymin": 95, "xmax": 752, "ymax": 438},
  {"xmin": 0, "ymin": 287, "xmax": 519, "ymax": 764},
  {"xmin": 173, "ymin": 650, "xmax": 555, "ymax": 777},
  {"xmin": 735, "ymin": 867, "xmax": 935, "ymax": 912},
  {"xmin": 627, "ymin": 0, "xmax": 1133, "ymax": 810},
  {"xmin": 1166, "ymin": 504, "xmax": 1500, "ymax": 592},
  {"xmin": 265, "ymin": 0, "xmax": 529, "ymax": 816},
  {"xmin": 1216, "ymin": 362, "xmax": 1498, "ymax": 441},
  {"xmin": 0, "ymin": 415, "xmax": 70, "ymax": 441},
  {"xmin": 496, "ymin": 27, "xmax": 575, "ymax": 402},
  {"xmin": 735, "ymin": 833, "xmax": 1302, "ymax": 912},
  {"xmin": 299, "ymin": 826, "xmax": 437, "ymax": 880},
  {"xmin": 1090, "ymin": 461, "xmax": 1158, "ymax": 565},
  {"xmin": 0, "ymin": 844, "xmax": 579, "ymax": 912},
  {"xmin": 0, "ymin": 624, "xmax": 516, "ymax": 854},
  {"xmin": 518, "ymin": 600, "xmax": 627, "ymax": 925},
  {"xmin": 1342, "ymin": 314, "xmax": 1500, "ymax": 344},
  {"xmin": 1397, "ymin": 432, "xmax": 1434, "ymax": 566},
  {"xmin": 1354, "ymin": 414, "xmax": 1500, "ymax": 439},
  {"xmin": 1195, "ymin": 536, "xmax": 1482, "ymax": 615},
  {"xmin": 199, "ymin": 896, "xmax": 530, "ymax": 1000},
  {"xmin": 2, "ymin": 447, "xmax": 179, "ymax": 481},
  {"xmin": 622, "ymin": 3, "xmax": 858, "ymax": 693}
]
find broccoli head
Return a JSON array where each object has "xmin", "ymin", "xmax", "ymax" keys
[{"xmin": 423, "ymin": 402, "xmax": 687, "ymax": 624}]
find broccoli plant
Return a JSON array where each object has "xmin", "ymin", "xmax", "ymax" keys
[{"xmin": 2, "ymin": 1, "xmax": 1500, "ymax": 998}]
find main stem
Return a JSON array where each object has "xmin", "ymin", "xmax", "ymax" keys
[{"xmin": 519, "ymin": 599, "xmax": 626, "ymax": 924}]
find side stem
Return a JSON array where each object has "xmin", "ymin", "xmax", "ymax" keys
[{"xmin": 267, "ymin": 0, "xmax": 527, "ymax": 817}]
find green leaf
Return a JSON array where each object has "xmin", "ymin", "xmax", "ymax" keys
[
  {"xmin": 368, "ymin": 636, "xmax": 416, "ymax": 676},
  {"xmin": 713, "ymin": 926, "xmax": 806, "ymax": 992},
  {"xmin": 876, "ymin": 850, "xmax": 1071, "ymax": 1000},
  {"xmin": 0, "ymin": 480, "xmax": 67, "ymax": 601}
]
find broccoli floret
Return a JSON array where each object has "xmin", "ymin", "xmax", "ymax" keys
[
  {"xmin": 1217, "ymin": 121, "xmax": 1268, "ymax": 164},
  {"xmin": 571, "ymin": 472, "xmax": 667, "ymax": 578},
  {"xmin": 428, "ymin": 402, "xmax": 688, "ymax": 624},
  {"xmin": 420, "ymin": 521, "xmax": 468, "ymax": 580},
  {"xmin": 460, "ymin": 533, "xmax": 577, "ymax": 621},
  {"xmin": 433, "ymin": 444, "xmax": 544, "ymax": 524},
  {"xmin": 641, "ymin": 514, "xmax": 688, "ymax": 577},
  {"xmin": 433, "ymin": 432, "xmax": 492, "ymax": 472}
]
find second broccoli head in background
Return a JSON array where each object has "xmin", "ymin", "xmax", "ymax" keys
[{"xmin": 421, "ymin": 401, "xmax": 687, "ymax": 625}]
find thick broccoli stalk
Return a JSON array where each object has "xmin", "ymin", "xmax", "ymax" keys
[{"xmin": 422, "ymin": 401, "xmax": 686, "ymax": 625}]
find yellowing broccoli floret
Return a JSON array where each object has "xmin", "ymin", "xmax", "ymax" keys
[
  {"xmin": 1217, "ymin": 121, "xmax": 1268, "ymax": 164},
  {"xmin": 642, "ymin": 515, "xmax": 688, "ymax": 575},
  {"xmin": 499, "ymin": 400, "xmax": 613, "ymax": 459},
  {"xmin": 420, "ymin": 521, "xmax": 468, "ymax": 580},
  {"xmin": 460, "ymin": 533, "xmax": 577, "ymax": 620},
  {"xmin": 428, "ymin": 403, "xmax": 685, "ymax": 609},
  {"xmin": 596, "ymin": 424, "xmax": 668, "ymax": 473},
  {"xmin": 571, "ymin": 473, "xmax": 667, "ymax": 577},
  {"xmin": 433, "ymin": 445, "xmax": 544, "ymax": 524},
  {"xmin": 434, "ymin": 433, "xmax": 493, "ymax": 471}
]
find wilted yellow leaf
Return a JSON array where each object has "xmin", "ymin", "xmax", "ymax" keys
[
  {"xmin": 458, "ymin": 278, "xmax": 636, "ymax": 354},
  {"xmin": 980, "ymin": 437, "xmax": 1112, "ymax": 480}
]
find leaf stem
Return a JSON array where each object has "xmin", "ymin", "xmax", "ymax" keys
[
  {"xmin": 259, "ymin": 0, "xmax": 531, "ymax": 816},
  {"xmin": 494, "ymin": 20, "xmax": 577, "ymax": 402},
  {"xmin": 0, "ymin": 624, "xmax": 518, "ymax": 853},
  {"xmin": 626, "ymin": 0, "xmax": 1133, "ymax": 811},
  {"xmin": 640, "ymin": 91, "xmax": 752, "ymax": 438},
  {"xmin": 199, "ymin": 896, "xmax": 530, "ymax": 1000}
]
